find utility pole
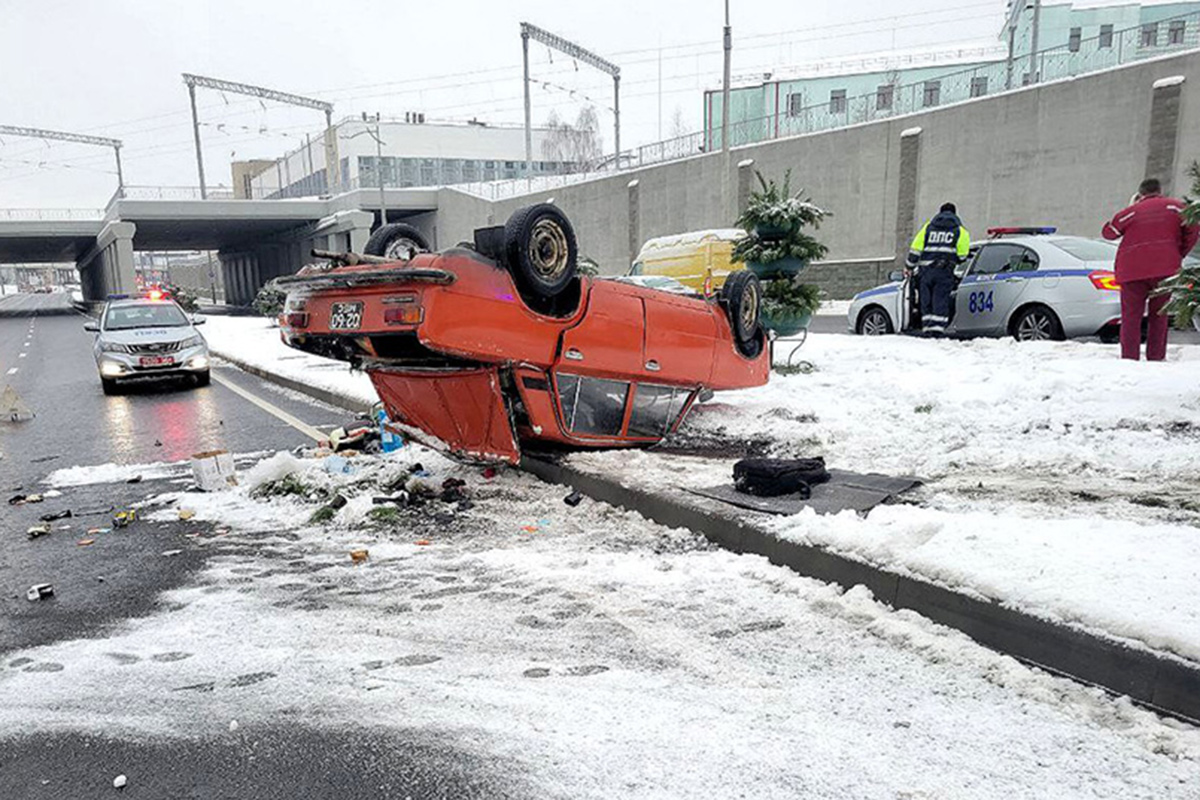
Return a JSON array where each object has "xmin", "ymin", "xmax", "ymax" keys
[
  {"xmin": 1029, "ymin": 0, "xmax": 1042, "ymax": 84},
  {"xmin": 722, "ymin": 0, "xmax": 732, "ymax": 152},
  {"xmin": 0, "ymin": 125, "xmax": 124, "ymax": 198},
  {"xmin": 182, "ymin": 73, "xmax": 336, "ymax": 198},
  {"xmin": 363, "ymin": 113, "xmax": 387, "ymax": 226},
  {"xmin": 522, "ymin": 28, "xmax": 532, "ymax": 177},
  {"xmin": 520, "ymin": 22, "xmax": 621, "ymax": 171}
]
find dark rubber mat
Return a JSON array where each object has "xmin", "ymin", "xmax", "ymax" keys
[{"xmin": 687, "ymin": 468, "xmax": 922, "ymax": 515}]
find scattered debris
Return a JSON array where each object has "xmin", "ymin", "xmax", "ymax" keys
[
  {"xmin": 127, "ymin": 475, "xmax": 143, "ymax": 484},
  {"xmin": 26, "ymin": 523, "xmax": 52, "ymax": 539},
  {"xmin": 77, "ymin": 538, "xmax": 95, "ymax": 547},
  {"xmin": 191, "ymin": 450, "xmax": 238, "ymax": 491},
  {"xmin": 521, "ymin": 525, "xmax": 539, "ymax": 533},
  {"xmin": 30, "ymin": 454, "xmax": 60, "ymax": 463},
  {"xmin": 25, "ymin": 583, "xmax": 53, "ymax": 601},
  {"xmin": 112, "ymin": 510, "xmax": 137, "ymax": 528},
  {"xmin": 414, "ymin": 539, "xmax": 431, "ymax": 546},
  {"xmin": 39, "ymin": 509, "xmax": 71, "ymax": 522},
  {"xmin": 482, "ymin": 467, "xmax": 497, "ymax": 479},
  {"xmin": 350, "ymin": 549, "xmax": 369, "ymax": 564},
  {"xmin": 113, "ymin": 774, "xmax": 127, "ymax": 790},
  {"xmin": 322, "ymin": 454, "xmax": 357, "ymax": 475},
  {"xmin": 229, "ymin": 720, "xmax": 239, "ymax": 732},
  {"xmin": 178, "ymin": 509, "xmax": 196, "ymax": 521},
  {"xmin": 42, "ymin": 489, "xmax": 62, "ymax": 498},
  {"xmin": 161, "ymin": 549, "xmax": 182, "ymax": 557},
  {"xmin": 564, "ymin": 491, "xmax": 584, "ymax": 507},
  {"xmin": 87, "ymin": 526, "xmax": 112, "ymax": 535},
  {"xmin": 8, "ymin": 494, "xmax": 27, "ymax": 505}
]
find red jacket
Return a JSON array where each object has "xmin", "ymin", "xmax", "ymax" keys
[{"xmin": 1102, "ymin": 195, "xmax": 1199, "ymax": 282}]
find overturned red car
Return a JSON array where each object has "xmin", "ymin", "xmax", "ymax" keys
[{"xmin": 277, "ymin": 204, "xmax": 769, "ymax": 463}]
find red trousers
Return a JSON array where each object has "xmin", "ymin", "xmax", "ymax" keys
[{"xmin": 1119, "ymin": 277, "xmax": 1170, "ymax": 361}]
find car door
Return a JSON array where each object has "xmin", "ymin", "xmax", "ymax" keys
[{"xmin": 953, "ymin": 243, "xmax": 1035, "ymax": 336}]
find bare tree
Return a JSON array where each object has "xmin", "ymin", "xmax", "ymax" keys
[
  {"xmin": 542, "ymin": 105, "xmax": 604, "ymax": 173},
  {"xmin": 668, "ymin": 106, "xmax": 689, "ymax": 139}
]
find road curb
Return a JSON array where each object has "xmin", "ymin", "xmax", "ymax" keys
[
  {"xmin": 520, "ymin": 456, "xmax": 1200, "ymax": 726},
  {"xmin": 209, "ymin": 349, "xmax": 372, "ymax": 415},
  {"xmin": 208, "ymin": 350, "xmax": 1200, "ymax": 726}
]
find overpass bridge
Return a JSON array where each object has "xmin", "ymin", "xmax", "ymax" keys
[{"xmin": 0, "ymin": 187, "xmax": 440, "ymax": 305}]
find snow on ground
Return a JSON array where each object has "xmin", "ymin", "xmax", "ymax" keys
[
  {"xmin": 3, "ymin": 448, "xmax": 1199, "ymax": 798},
  {"xmin": 202, "ymin": 316, "xmax": 376, "ymax": 407},
  {"xmin": 570, "ymin": 333, "xmax": 1200, "ymax": 661},
  {"xmin": 202, "ymin": 317, "xmax": 1200, "ymax": 662}
]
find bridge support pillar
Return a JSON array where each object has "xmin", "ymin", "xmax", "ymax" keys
[
  {"xmin": 314, "ymin": 209, "xmax": 374, "ymax": 253},
  {"xmin": 77, "ymin": 221, "xmax": 136, "ymax": 301}
]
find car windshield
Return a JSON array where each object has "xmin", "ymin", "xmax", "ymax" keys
[
  {"xmin": 104, "ymin": 303, "xmax": 189, "ymax": 330},
  {"xmin": 1049, "ymin": 238, "xmax": 1117, "ymax": 262}
]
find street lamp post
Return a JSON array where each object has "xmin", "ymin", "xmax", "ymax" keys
[{"xmin": 721, "ymin": 0, "xmax": 732, "ymax": 153}]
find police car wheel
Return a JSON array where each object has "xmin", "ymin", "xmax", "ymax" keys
[
  {"xmin": 1012, "ymin": 306, "xmax": 1064, "ymax": 342},
  {"xmin": 195, "ymin": 370, "xmax": 211, "ymax": 387},
  {"xmin": 857, "ymin": 307, "xmax": 893, "ymax": 336},
  {"xmin": 101, "ymin": 377, "xmax": 120, "ymax": 396}
]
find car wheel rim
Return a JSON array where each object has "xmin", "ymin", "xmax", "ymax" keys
[
  {"xmin": 739, "ymin": 282, "xmax": 759, "ymax": 333},
  {"xmin": 528, "ymin": 219, "xmax": 570, "ymax": 282},
  {"xmin": 1018, "ymin": 312, "xmax": 1052, "ymax": 340},
  {"xmin": 863, "ymin": 311, "xmax": 887, "ymax": 335},
  {"xmin": 385, "ymin": 237, "xmax": 420, "ymax": 261}
]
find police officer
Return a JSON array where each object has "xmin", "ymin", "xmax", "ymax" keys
[{"xmin": 905, "ymin": 203, "xmax": 971, "ymax": 337}]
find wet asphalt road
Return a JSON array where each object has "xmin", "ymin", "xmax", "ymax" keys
[{"xmin": 0, "ymin": 298, "xmax": 515, "ymax": 799}]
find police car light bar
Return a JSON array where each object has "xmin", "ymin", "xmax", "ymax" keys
[
  {"xmin": 987, "ymin": 226, "xmax": 1057, "ymax": 237},
  {"xmin": 105, "ymin": 293, "xmax": 130, "ymax": 300}
]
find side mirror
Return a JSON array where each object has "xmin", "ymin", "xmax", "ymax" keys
[
  {"xmin": 888, "ymin": 270, "xmax": 904, "ymax": 282},
  {"xmin": 83, "ymin": 321, "xmax": 99, "ymax": 333},
  {"xmin": 191, "ymin": 315, "xmax": 206, "ymax": 325}
]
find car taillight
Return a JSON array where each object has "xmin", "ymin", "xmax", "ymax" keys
[
  {"xmin": 284, "ymin": 312, "xmax": 309, "ymax": 328},
  {"xmin": 1089, "ymin": 271, "xmax": 1120, "ymax": 291},
  {"xmin": 384, "ymin": 306, "xmax": 423, "ymax": 325}
]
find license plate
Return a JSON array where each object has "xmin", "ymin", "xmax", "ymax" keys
[
  {"xmin": 329, "ymin": 302, "xmax": 363, "ymax": 330},
  {"xmin": 139, "ymin": 355, "xmax": 174, "ymax": 367}
]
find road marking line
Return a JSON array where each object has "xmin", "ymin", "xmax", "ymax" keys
[
  {"xmin": 210, "ymin": 371, "xmax": 325, "ymax": 442},
  {"xmin": 19, "ymin": 353, "xmax": 27, "ymax": 358},
  {"xmin": 6, "ymin": 367, "xmax": 16, "ymax": 375}
]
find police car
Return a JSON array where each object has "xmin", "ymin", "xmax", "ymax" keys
[
  {"xmin": 84, "ymin": 291, "xmax": 210, "ymax": 394},
  {"xmin": 848, "ymin": 228, "xmax": 1127, "ymax": 341}
]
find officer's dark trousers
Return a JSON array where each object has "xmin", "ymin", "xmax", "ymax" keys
[{"xmin": 919, "ymin": 265, "xmax": 955, "ymax": 335}]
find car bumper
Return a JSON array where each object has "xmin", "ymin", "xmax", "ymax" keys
[{"xmin": 97, "ymin": 346, "xmax": 210, "ymax": 380}]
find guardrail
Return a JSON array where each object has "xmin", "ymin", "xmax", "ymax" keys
[{"xmin": 0, "ymin": 208, "xmax": 105, "ymax": 221}]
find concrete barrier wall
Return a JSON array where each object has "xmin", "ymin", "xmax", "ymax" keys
[{"xmin": 434, "ymin": 49, "xmax": 1200, "ymax": 298}]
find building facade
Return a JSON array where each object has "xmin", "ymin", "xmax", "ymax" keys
[
  {"xmin": 234, "ymin": 117, "xmax": 579, "ymax": 200},
  {"xmin": 704, "ymin": 0, "xmax": 1200, "ymax": 149}
]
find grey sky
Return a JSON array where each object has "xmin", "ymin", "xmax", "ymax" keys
[{"xmin": 0, "ymin": 0, "xmax": 1006, "ymax": 206}]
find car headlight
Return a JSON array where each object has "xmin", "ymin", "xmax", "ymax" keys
[
  {"xmin": 99, "ymin": 341, "xmax": 129, "ymax": 353},
  {"xmin": 180, "ymin": 334, "xmax": 204, "ymax": 348}
]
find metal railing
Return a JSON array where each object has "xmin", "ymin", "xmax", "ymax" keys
[{"xmin": 0, "ymin": 208, "xmax": 105, "ymax": 221}]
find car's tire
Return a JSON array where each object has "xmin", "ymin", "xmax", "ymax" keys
[
  {"xmin": 720, "ymin": 270, "xmax": 763, "ymax": 344},
  {"xmin": 195, "ymin": 370, "xmax": 211, "ymax": 387},
  {"xmin": 1098, "ymin": 329, "xmax": 1120, "ymax": 345},
  {"xmin": 856, "ymin": 306, "xmax": 894, "ymax": 336},
  {"xmin": 363, "ymin": 223, "xmax": 430, "ymax": 260},
  {"xmin": 101, "ymin": 377, "xmax": 119, "ymax": 396},
  {"xmin": 502, "ymin": 204, "xmax": 578, "ymax": 299},
  {"xmin": 1011, "ymin": 305, "xmax": 1064, "ymax": 342}
]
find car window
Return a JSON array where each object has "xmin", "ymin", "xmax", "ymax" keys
[
  {"xmin": 104, "ymin": 303, "xmax": 189, "ymax": 330},
  {"xmin": 556, "ymin": 373, "xmax": 630, "ymax": 436},
  {"xmin": 1049, "ymin": 238, "xmax": 1118, "ymax": 262},
  {"xmin": 970, "ymin": 244, "xmax": 1037, "ymax": 275},
  {"xmin": 628, "ymin": 384, "xmax": 692, "ymax": 438}
]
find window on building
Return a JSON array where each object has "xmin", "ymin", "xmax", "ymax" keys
[
  {"xmin": 1069, "ymin": 26, "xmax": 1082, "ymax": 52},
  {"xmin": 1099, "ymin": 24, "xmax": 1114, "ymax": 48},
  {"xmin": 1168, "ymin": 20, "xmax": 1186, "ymax": 45},
  {"xmin": 786, "ymin": 92, "xmax": 804, "ymax": 117},
  {"xmin": 1142, "ymin": 23, "xmax": 1158, "ymax": 47},
  {"xmin": 829, "ymin": 89, "xmax": 847, "ymax": 114},
  {"xmin": 876, "ymin": 84, "xmax": 894, "ymax": 111},
  {"xmin": 970, "ymin": 76, "xmax": 989, "ymax": 98},
  {"xmin": 923, "ymin": 80, "xmax": 941, "ymax": 107},
  {"xmin": 420, "ymin": 159, "xmax": 435, "ymax": 185}
]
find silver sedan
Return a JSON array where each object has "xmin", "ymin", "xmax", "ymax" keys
[
  {"xmin": 848, "ymin": 232, "xmax": 1128, "ymax": 341},
  {"xmin": 85, "ymin": 296, "xmax": 210, "ymax": 394}
]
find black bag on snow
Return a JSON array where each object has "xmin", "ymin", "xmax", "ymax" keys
[{"xmin": 733, "ymin": 457, "xmax": 830, "ymax": 498}]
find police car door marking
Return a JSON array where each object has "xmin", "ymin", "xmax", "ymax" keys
[{"xmin": 968, "ymin": 290, "xmax": 995, "ymax": 314}]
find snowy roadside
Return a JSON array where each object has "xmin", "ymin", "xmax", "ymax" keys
[
  {"xmin": 201, "ymin": 316, "xmax": 1200, "ymax": 664},
  {"xmin": 5, "ymin": 447, "xmax": 1199, "ymax": 798}
]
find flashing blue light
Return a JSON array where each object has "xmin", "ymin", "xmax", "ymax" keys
[{"xmin": 106, "ymin": 293, "xmax": 130, "ymax": 300}]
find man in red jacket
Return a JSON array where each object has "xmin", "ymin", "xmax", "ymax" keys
[{"xmin": 1102, "ymin": 178, "xmax": 1200, "ymax": 360}]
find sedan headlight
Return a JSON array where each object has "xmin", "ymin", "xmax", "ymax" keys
[
  {"xmin": 99, "ymin": 341, "xmax": 129, "ymax": 353},
  {"xmin": 180, "ymin": 334, "xmax": 204, "ymax": 348}
]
